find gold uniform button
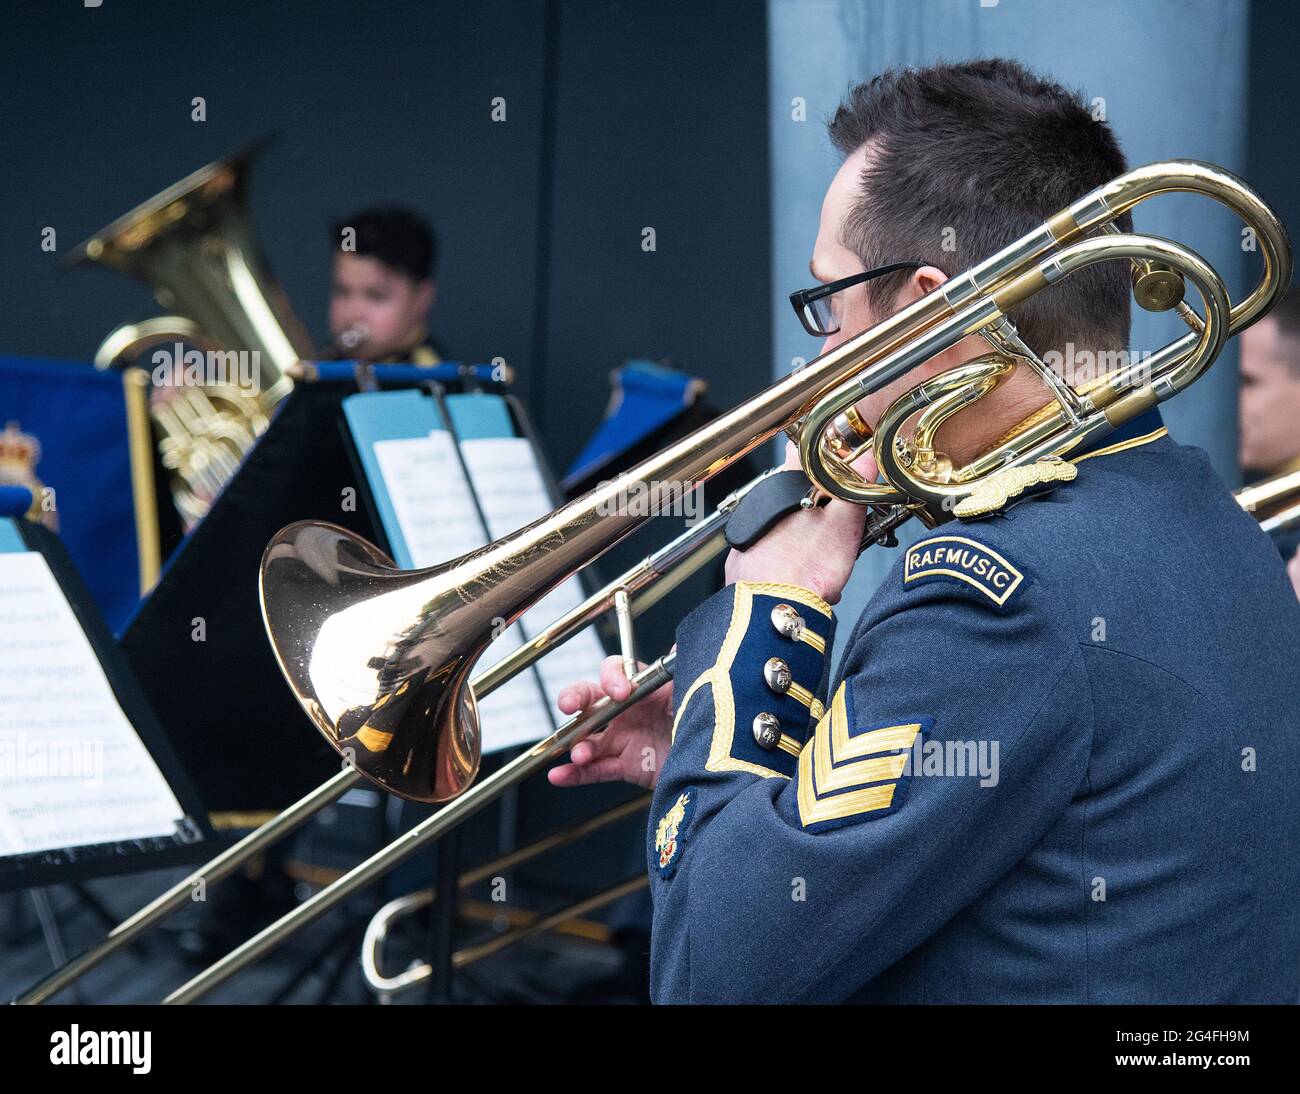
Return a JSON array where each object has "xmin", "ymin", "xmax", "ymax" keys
[
  {"xmin": 752, "ymin": 712, "xmax": 782, "ymax": 751},
  {"xmin": 770, "ymin": 603, "xmax": 804, "ymax": 641},
  {"xmin": 763, "ymin": 656, "xmax": 792, "ymax": 694}
]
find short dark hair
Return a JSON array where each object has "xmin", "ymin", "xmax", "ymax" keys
[
  {"xmin": 1267, "ymin": 286, "xmax": 1300, "ymax": 378},
  {"xmin": 333, "ymin": 207, "xmax": 436, "ymax": 281},
  {"xmin": 1270, "ymin": 285, "xmax": 1300, "ymax": 341},
  {"xmin": 827, "ymin": 58, "xmax": 1132, "ymax": 357}
]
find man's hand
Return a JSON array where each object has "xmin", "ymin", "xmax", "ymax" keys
[
  {"xmin": 1288, "ymin": 546, "xmax": 1300, "ymax": 601},
  {"xmin": 548, "ymin": 654, "xmax": 674, "ymax": 790},
  {"xmin": 549, "ymin": 443, "xmax": 875, "ymax": 790},
  {"xmin": 724, "ymin": 441, "xmax": 876, "ymax": 605}
]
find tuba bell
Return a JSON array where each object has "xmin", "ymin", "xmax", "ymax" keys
[{"xmin": 69, "ymin": 147, "xmax": 314, "ymax": 529}]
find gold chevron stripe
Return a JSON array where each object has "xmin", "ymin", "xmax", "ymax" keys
[
  {"xmin": 794, "ymin": 682, "xmax": 924, "ymax": 827},
  {"xmin": 846, "ymin": 722, "xmax": 926, "ymax": 755},
  {"xmin": 827, "ymin": 686, "xmax": 923, "ymax": 764},
  {"xmin": 797, "ymin": 751, "xmax": 897, "ymax": 825},
  {"xmin": 814, "ymin": 694, "xmax": 915, "ymax": 794}
]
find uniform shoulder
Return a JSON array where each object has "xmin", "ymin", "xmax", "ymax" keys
[
  {"xmin": 898, "ymin": 480, "xmax": 1091, "ymax": 603},
  {"xmin": 835, "ymin": 499, "xmax": 1085, "ymax": 691}
]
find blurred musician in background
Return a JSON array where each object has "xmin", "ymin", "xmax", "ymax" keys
[
  {"xmin": 328, "ymin": 207, "xmax": 446, "ymax": 363},
  {"xmin": 1239, "ymin": 285, "xmax": 1300, "ymax": 595}
]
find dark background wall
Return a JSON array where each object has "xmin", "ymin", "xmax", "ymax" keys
[
  {"xmin": 0, "ymin": 0, "xmax": 771, "ymax": 478},
  {"xmin": 1249, "ymin": 0, "xmax": 1300, "ymax": 259}
]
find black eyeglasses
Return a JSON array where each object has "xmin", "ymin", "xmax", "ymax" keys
[{"xmin": 789, "ymin": 261, "xmax": 924, "ymax": 337}]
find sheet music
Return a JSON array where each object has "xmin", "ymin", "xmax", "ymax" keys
[
  {"xmin": 459, "ymin": 436, "xmax": 609, "ymax": 710},
  {"xmin": 372, "ymin": 433, "xmax": 555, "ymax": 752},
  {"xmin": 0, "ymin": 552, "xmax": 186, "ymax": 857}
]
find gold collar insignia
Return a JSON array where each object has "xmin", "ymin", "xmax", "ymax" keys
[{"xmin": 954, "ymin": 456, "xmax": 1077, "ymax": 520}]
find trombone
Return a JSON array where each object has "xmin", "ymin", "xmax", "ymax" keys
[{"xmin": 14, "ymin": 159, "xmax": 1290, "ymax": 1005}]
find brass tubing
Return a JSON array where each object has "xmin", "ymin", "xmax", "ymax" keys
[
  {"xmin": 1260, "ymin": 501, "xmax": 1300, "ymax": 536},
  {"xmin": 121, "ymin": 368, "xmax": 163, "ymax": 592},
  {"xmin": 48, "ymin": 160, "xmax": 1286, "ymax": 1006},
  {"xmin": 361, "ymin": 796, "xmax": 651, "ymax": 996},
  {"xmin": 1236, "ymin": 468, "xmax": 1300, "ymax": 536},
  {"xmin": 459, "ymin": 794, "xmax": 651, "ymax": 887},
  {"xmin": 362, "ymin": 877, "xmax": 650, "ymax": 997},
  {"xmin": 1237, "ymin": 468, "xmax": 1300, "ymax": 517},
  {"xmin": 469, "ymin": 478, "xmax": 749, "ymax": 696},
  {"xmin": 258, "ymin": 162, "xmax": 1288, "ymax": 808}
]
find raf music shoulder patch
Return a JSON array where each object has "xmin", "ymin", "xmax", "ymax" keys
[
  {"xmin": 903, "ymin": 534, "xmax": 1028, "ymax": 608},
  {"xmin": 655, "ymin": 790, "xmax": 696, "ymax": 878}
]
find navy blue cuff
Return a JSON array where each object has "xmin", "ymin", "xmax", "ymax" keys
[{"xmin": 671, "ymin": 582, "xmax": 836, "ymax": 779}]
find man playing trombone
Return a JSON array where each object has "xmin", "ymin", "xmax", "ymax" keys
[{"xmin": 551, "ymin": 59, "xmax": 1300, "ymax": 1003}]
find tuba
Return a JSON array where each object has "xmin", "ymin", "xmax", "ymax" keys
[{"xmin": 70, "ymin": 148, "xmax": 313, "ymax": 529}]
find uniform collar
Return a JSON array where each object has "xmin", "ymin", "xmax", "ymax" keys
[{"xmin": 1071, "ymin": 407, "xmax": 1168, "ymax": 464}]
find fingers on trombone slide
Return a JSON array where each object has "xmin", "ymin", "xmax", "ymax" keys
[{"xmin": 556, "ymin": 654, "xmax": 636, "ymax": 714}]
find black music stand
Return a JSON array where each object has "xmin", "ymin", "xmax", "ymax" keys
[{"xmin": 118, "ymin": 380, "xmax": 402, "ymax": 817}]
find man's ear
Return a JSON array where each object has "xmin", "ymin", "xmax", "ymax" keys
[{"xmin": 912, "ymin": 265, "xmax": 949, "ymax": 299}]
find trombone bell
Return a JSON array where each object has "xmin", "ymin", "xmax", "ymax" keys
[{"xmin": 260, "ymin": 522, "xmax": 482, "ymax": 803}]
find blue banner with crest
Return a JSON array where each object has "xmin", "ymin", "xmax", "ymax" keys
[{"xmin": 0, "ymin": 354, "xmax": 139, "ymax": 631}]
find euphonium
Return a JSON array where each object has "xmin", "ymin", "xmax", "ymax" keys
[{"xmin": 70, "ymin": 148, "xmax": 313, "ymax": 527}]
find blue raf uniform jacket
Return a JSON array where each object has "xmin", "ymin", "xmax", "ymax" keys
[{"xmin": 646, "ymin": 410, "xmax": 1300, "ymax": 1003}]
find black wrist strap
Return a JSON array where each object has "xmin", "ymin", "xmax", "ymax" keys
[{"xmin": 725, "ymin": 470, "xmax": 815, "ymax": 550}]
